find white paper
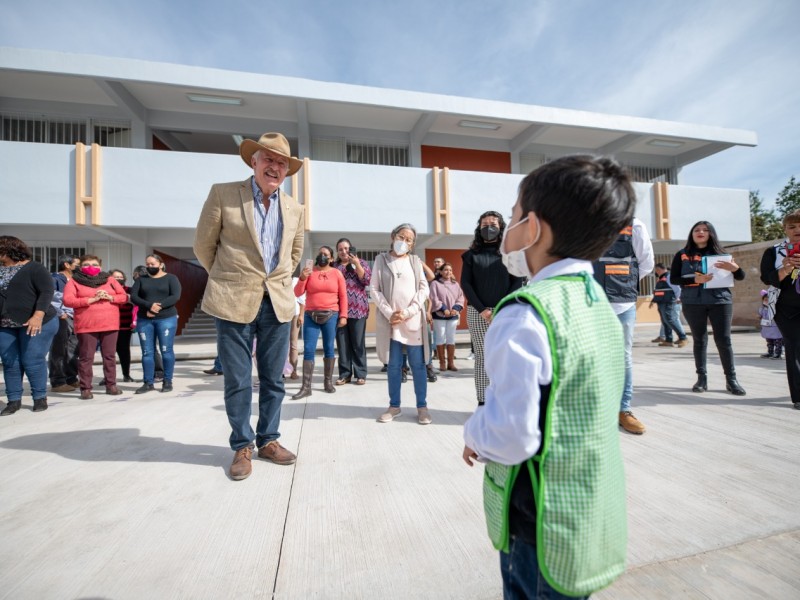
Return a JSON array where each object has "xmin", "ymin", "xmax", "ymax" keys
[{"xmin": 703, "ymin": 255, "xmax": 734, "ymax": 289}]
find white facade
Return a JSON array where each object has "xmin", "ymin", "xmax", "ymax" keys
[{"xmin": 0, "ymin": 47, "xmax": 756, "ymax": 274}]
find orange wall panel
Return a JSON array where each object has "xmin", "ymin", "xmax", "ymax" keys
[{"xmin": 421, "ymin": 145, "xmax": 511, "ymax": 173}]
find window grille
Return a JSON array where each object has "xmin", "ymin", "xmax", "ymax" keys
[
  {"xmin": 0, "ymin": 112, "xmax": 131, "ymax": 148},
  {"xmin": 622, "ymin": 164, "xmax": 676, "ymax": 184},
  {"xmin": 28, "ymin": 245, "xmax": 87, "ymax": 273},
  {"xmin": 346, "ymin": 141, "xmax": 408, "ymax": 166}
]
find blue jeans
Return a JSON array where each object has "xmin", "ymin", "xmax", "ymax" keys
[
  {"xmin": 616, "ymin": 306, "xmax": 635, "ymax": 412},
  {"xmin": 500, "ymin": 535, "xmax": 588, "ymax": 600},
  {"xmin": 0, "ymin": 317, "xmax": 59, "ymax": 401},
  {"xmin": 216, "ymin": 297, "xmax": 290, "ymax": 451},
  {"xmin": 136, "ymin": 315, "xmax": 177, "ymax": 384},
  {"xmin": 657, "ymin": 302, "xmax": 686, "ymax": 342},
  {"xmin": 388, "ymin": 340, "xmax": 427, "ymax": 408},
  {"xmin": 212, "ymin": 355, "xmax": 222, "ymax": 373},
  {"xmin": 302, "ymin": 311, "xmax": 338, "ymax": 361}
]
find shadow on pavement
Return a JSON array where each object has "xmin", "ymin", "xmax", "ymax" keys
[{"xmin": 0, "ymin": 428, "xmax": 229, "ymax": 469}]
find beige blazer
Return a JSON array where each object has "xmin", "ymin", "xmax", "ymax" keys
[{"xmin": 193, "ymin": 179, "xmax": 305, "ymax": 324}]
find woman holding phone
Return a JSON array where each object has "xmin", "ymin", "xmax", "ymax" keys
[
  {"xmin": 760, "ymin": 209, "xmax": 800, "ymax": 409},
  {"xmin": 333, "ymin": 238, "xmax": 371, "ymax": 385},
  {"xmin": 292, "ymin": 246, "xmax": 347, "ymax": 399},
  {"xmin": 669, "ymin": 221, "xmax": 746, "ymax": 395}
]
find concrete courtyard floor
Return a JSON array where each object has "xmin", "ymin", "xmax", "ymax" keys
[{"xmin": 0, "ymin": 326, "xmax": 798, "ymax": 599}]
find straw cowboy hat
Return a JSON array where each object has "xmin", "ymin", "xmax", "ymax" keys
[{"xmin": 239, "ymin": 132, "xmax": 303, "ymax": 176}]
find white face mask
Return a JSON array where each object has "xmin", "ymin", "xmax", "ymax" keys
[
  {"xmin": 393, "ymin": 239, "xmax": 410, "ymax": 255},
  {"xmin": 500, "ymin": 215, "xmax": 540, "ymax": 278}
]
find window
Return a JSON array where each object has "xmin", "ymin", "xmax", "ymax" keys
[
  {"xmin": 347, "ymin": 141, "xmax": 408, "ymax": 166},
  {"xmin": 311, "ymin": 137, "xmax": 409, "ymax": 167},
  {"xmin": 28, "ymin": 245, "xmax": 86, "ymax": 273},
  {"xmin": 0, "ymin": 112, "xmax": 131, "ymax": 148},
  {"xmin": 622, "ymin": 164, "xmax": 676, "ymax": 184}
]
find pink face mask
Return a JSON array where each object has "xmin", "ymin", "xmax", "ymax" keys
[{"xmin": 81, "ymin": 266, "xmax": 101, "ymax": 276}]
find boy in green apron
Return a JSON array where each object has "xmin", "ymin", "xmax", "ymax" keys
[{"xmin": 462, "ymin": 155, "xmax": 635, "ymax": 599}]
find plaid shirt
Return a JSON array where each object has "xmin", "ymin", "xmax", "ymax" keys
[{"xmin": 333, "ymin": 259, "xmax": 371, "ymax": 319}]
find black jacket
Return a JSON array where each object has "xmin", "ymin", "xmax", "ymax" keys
[
  {"xmin": 460, "ymin": 248, "xmax": 524, "ymax": 313},
  {"xmin": 669, "ymin": 247, "xmax": 745, "ymax": 305},
  {"xmin": 0, "ymin": 262, "xmax": 57, "ymax": 325},
  {"xmin": 761, "ymin": 245, "xmax": 800, "ymax": 318}
]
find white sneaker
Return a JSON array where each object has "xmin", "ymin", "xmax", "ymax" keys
[
  {"xmin": 417, "ymin": 407, "xmax": 432, "ymax": 425},
  {"xmin": 466, "ymin": 352, "xmax": 474, "ymax": 360},
  {"xmin": 377, "ymin": 407, "xmax": 401, "ymax": 423}
]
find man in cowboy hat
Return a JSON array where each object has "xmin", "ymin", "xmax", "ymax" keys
[{"xmin": 194, "ymin": 132, "xmax": 305, "ymax": 480}]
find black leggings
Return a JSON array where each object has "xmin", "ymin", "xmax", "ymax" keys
[
  {"xmin": 775, "ymin": 311, "xmax": 800, "ymax": 403},
  {"xmin": 116, "ymin": 329, "xmax": 133, "ymax": 378},
  {"xmin": 681, "ymin": 303, "xmax": 736, "ymax": 376}
]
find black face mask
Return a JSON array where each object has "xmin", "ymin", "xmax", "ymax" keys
[
  {"xmin": 480, "ymin": 225, "xmax": 500, "ymax": 242},
  {"xmin": 146, "ymin": 266, "xmax": 161, "ymax": 276},
  {"xmin": 315, "ymin": 254, "xmax": 330, "ymax": 267}
]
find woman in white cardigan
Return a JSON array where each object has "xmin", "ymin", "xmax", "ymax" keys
[{"xmin": 370, "ymin": 223, "xmax": 431, "ymax": 425}]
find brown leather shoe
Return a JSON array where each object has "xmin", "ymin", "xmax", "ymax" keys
[
  {"xmin": 229, "ymin": 446, "xmax": 253, "ymax": 480},
  {"xmin": 51, "ymin": 384, "xmax": 76, "ymax": 393},
  {"xmin": 105, "ymin": 386, "xmax": 123, "ymax": 395},
  {"xmin": 80, "ymin": 390, "xmax": 94, "ymax": 400},
  {"xmin": 257, "ymin": 440, "xmax": 297, "ymax": 465},
  {"xmin": 619, "ymin": 411, "xmax": 646, "ymax": 434}
]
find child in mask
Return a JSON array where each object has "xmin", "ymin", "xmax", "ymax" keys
[
  {"xmin": 462, "ymin": 155, "xmax": 635, "ymax": 599},
  {"xmin": 758, "ymin": 289, "xmax": 783, "ymax": 359}
]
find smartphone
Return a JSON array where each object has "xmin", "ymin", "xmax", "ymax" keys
[
  {"xmin": 349, "ymin": 246, "xmax": 357, "ymax": 256},
  {"xmin": 304, "ymin": 258, "xmax": 313, "ymax": 270},
  {"xmin": 788, "ymin": 244, "xmax": 799, "ymax": 257}
]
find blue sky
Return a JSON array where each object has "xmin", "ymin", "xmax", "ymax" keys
[{"xmin": 2, "ymin": 0, "xmax": 798, "ymax": 207}]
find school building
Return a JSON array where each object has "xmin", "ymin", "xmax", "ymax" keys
[{"xmin": 0, "ymin": 47, "xmax": 757, "ymax": 333}]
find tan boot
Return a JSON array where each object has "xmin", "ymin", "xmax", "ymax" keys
[
  {"xmin": 446, "ymin": 344, "xmax": 458, "ymax": 371},
  {"xmin": 436, "ymin": 345, "xmax": 446, "ymax": 371},
  {"xmin": 323, "ymin": 357, "xmax": 336, "ymax": 393},
  {"xmin": 292, "ymin": 360, "xmax": 314, "ymax": 400}
]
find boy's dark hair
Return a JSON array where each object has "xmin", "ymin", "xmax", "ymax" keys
[
  {"xmin": 654, "ymin": 262, "xmax": 667, "ymax": 270},
  {"xmin": 684, "ymin": 221, "xmax": 725, "ymax": 255},
  {"xmin": 517, "ymin": 155, "xmax": 636, "ymax": 261},
  {"xmin": 57, "ymin": 254, "xmax": 75, "ymax": 271},
  {"xmin": 133, "ymin": 265, "xmax": 149, "ymax": 279}
]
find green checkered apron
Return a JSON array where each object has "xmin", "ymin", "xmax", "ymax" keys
[{"xmin": 483, "ymin": 272, "xmax": 627, "ymax": 597}]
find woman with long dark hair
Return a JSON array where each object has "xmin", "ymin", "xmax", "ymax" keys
[
  {"xmin": 760, "ymin": 209, "xmax": 800, "ymax": 409},
  {"xmin": 461, "ymin": 211, "xmax": 525, "ymax": 405},
  {"xmin": 332, "ymin": 237, "xmax": 371, "ymax": 385},
  {"xmin": 670, "ymin": 221, "xmax": 746, "ymax": 395},
  {"xmin": 130, "ymin": 254, "xmax": 181, "ymax": 394}
]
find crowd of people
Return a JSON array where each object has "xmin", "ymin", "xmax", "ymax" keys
[{"xmin": 0, "ymin": 239, "xmax": 183, "ymax": 415}]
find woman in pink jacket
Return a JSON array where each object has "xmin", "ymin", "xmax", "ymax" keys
[{"xmin": 63, "ymin": 255, "xmax": 128, "ymax": 399}]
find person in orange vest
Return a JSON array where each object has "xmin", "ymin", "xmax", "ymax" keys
[{"xmin": 592, "ymin": 218, "xmax": 654, "ymax": 434}]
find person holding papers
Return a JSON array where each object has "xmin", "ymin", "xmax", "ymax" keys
[{"xmin": 670, "ymin": 221, "xmax": 746, "ymax": 396}]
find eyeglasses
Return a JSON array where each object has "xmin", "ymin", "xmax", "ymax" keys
[{"xmin": 395, "ymin": 235, "xmax": 414, "ymax": 244}]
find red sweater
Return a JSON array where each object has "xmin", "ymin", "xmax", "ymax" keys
[
  {"xmin": 294, "ymin": 268, "xmax": 348, "ymax": 314},
  {"xmin": 63, "ymin": 277, "xmax": 128, "ymax": 333}
]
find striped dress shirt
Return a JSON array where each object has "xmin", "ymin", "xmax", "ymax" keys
[{"xmin": 251, "ymin": 177, "xmax": 283, "ymax": 276}]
